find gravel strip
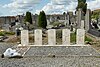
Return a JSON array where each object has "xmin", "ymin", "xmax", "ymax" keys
[
  {"xmin": 0, "ymin": 56, "xmax": 100, "ymax": 67},
  {"xmin": 25, "ymin": 46, "xmax": 100, "ymax": 56}
]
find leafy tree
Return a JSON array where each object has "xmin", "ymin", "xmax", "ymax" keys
[
  {"xmin": 38, "ymin": 11, "xmax": 47, "ymax": 29},
  {"xmin": 92, "ymin": 10, "xmax": 100, "ymax": 19},
  {"xmin": 76, "ymin": 0, "xmax": 87, "ymax": 14},
  {"xmin": 63, "ymin": 12, "xmax": 66, "ymax": 15},
  {"xmin": 25, "ymin": 11, "xmax": 32, "ymax": 24}
]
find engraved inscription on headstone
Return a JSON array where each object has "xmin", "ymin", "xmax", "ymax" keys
[
  {"xmin": 76, "ymin": 29, "xmax": 85, "ymax": 45},
  {"xmin": 34, "ymin": 29, "xmax": 42, "ymax": 45},
  {"xmin": 48, "ymin": 29, "xmax": 56, "ymax": 45},
  {"xmin": 62, "ymin": 29, "xmax": 70, "ymax": 45},
  {"xmin": 21, "ymin": 30, "xmax": 29, "ymax": 46}
]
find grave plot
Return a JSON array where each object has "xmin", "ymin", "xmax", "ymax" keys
[
  {"xmin": 25, "ymin": 46, "xmax": 100, "ymax": 57},
  {"xmin": 18, "ymin": 29, "xmax": 99, "ymax": 57}
]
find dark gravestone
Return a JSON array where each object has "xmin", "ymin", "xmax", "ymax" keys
[
  {"xmin": 92, "ymin": 23, "xmax": 98, "ymax": 29},
  {"xmin": 16, "ymin": 29, "xmax": 21, "ymax": 36},
  {"xmin": 88, "ymin": 29, "xmax": 100, "ymax": 37},
  {"xmin": 70, "ymin": 25, "xmax": 73, "ymax": 31}
]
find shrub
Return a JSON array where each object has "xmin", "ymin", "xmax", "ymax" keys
[
  {"xmin": 5, "ymin": 32, "xmax": 15, "ymax": 35},
  {"xmin": 0, "ymin": 31, "xmax": 15, "ymax": 36},
  {"xmin": 0, "ymin": 32, "xmax": 5, "ymax": 36}
]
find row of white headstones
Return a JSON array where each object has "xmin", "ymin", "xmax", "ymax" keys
[{"xmin": 21, "ymin": 29, "xmax": 85, "ymax": 46}]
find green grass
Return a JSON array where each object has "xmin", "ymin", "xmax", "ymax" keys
[
  {"xmin": 70, "ymin": 32, "xmax": 92, "ymax": 43},
  {"xmin": 70, "ymin": 32, "xmax": 76, "ymax": 43},
  {"xmin": 5, "ymin": 32, "xmax": 15, "ymax": 35},
  {"xmin": 85, "ymin": 36, "xmax": 92, "ymax": 42},
  {"xmin": 0, "ymin": 32, "xmax": 5, "ymax": 36},
  {"xmin": 0, "ymin": 31, "xmax": 15, "ymax": 36}
]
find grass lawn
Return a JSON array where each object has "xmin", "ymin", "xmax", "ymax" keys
[{"xmin": 70, "ymin": 32, "xmax": 92, "ymax": 43}]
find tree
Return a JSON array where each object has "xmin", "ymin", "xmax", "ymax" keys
[
  {"xmin": 25, "ymin": 11, "xmax": 32, "ymax": 24},
  {"xmin": 63, "ymin": 12, "xmax": 66, "ymax": 15},
  {"xmin": 38, "ymin": 11, "xmax": 47, "ymax": 29},
  {"xmin": 76, "ymin": 0, "xmax": 87, "ymax": 14}
]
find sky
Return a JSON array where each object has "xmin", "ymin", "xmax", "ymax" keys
[{"xmin": 0, "ymin": 0, "xmax": 100, "ymax": 16}]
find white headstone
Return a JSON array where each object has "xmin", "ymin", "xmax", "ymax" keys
[
  {"xmin": 62, "ymin": 29, "xmax": 70, "ymax": 45},
  {"xmin": 21, "ymin": 30, "xmax": 29, "ymax": 46},
  {"xmin": 48, "ymin": 29, "xmax": 56, "ymax": 45},
  {"xmin": 34, "ymin": 29, "xmax": 42, "ymax": 45},
  {"xmin": 76, "ymin": 29, "xmax": 85, "ymax": 45}
]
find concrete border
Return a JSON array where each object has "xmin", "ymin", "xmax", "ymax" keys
[{"xmin": 18, "ymin": 45, "xmax": 90, "ymax": 47}]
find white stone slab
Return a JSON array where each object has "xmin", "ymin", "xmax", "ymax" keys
[
  {"xmin": 34, "ymin": 29, "xmax": 42, "ymax": 45},
  {"xmin": 62, "ymin": 29, "xmax": 70, "ymax": 45},
  {"xmin": 76, "ymin": 29, "xmax": 85, "ymax": 45},
  {"xmin": 48, "ymin": 29, "xmax": 56, "ymax": 45},
  {"xmin": 21, "ymin": 30, "xmax": 29, "ymax": 46}
]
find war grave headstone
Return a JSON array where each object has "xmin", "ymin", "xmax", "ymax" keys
[
  {"xmin": 34, "ymin": 29, "xmax": 42, "ymax": 45},
  {"xmin": 21, "ymin": 30, "xmax": 29, "ymax": 46},
  {"xmin": 62, "ymin": 29, "xmax": 70, "ymax": 45},
  {"xmin": 48, "ymin": 29, "xmax": 56, "ymax": 45},
  {"xmin": 76, "ymin": 29, "xmax": 85, "ymax": 45}
]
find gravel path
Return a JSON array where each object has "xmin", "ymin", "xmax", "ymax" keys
[
  {"xmin": 0, "ymin": 43, "xmax": 100, "ymax": 67},
  {"xmin": 0, "ymin": 43, "xmax": 15, "ymax": 54},
  {"xmin": 0, "ymin": 56, "xmax": 100, "ymax": 67}
]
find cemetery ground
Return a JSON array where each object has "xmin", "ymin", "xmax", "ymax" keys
[{"xmin": 0, "ymin": 30, "xmax": 100, "ymax": 67}]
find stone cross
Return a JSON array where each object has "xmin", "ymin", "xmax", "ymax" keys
[
  {"xmin": 34, "ymin": 29, "xmax": 42, "ymax": 45},
  {"xmin": 21, "ymin": 30, "xmax": 29, "ymax": 46},
  {"xmin": 48, "ymin": 29, "xmax": 56, "ymax": 45},
  {"xmin": 76, "ymin": 29, "xmax": 85, "ymax": 45},
  {"xmin": 62, "ymin": 29, "xmax": 70, "ymax": 45}
]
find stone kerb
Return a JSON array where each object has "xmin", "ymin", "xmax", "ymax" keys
[
  {"xmin": 21, "ymin": 30, "xmax": 29, "ymax": 46},
  {"xmin": 34, "ymin": 29, "xmax": 42, "ymax": 45},
  {"xmin": 76, "ymin": 29, "xmax": 85, "ymax": 45},
  {"xmin": 62, "ymin": 29, "xmax": 70, "ymax": 45},
  {"xmin": 48, "ymin": 29, "xmax": 56, "ymax": 45}
]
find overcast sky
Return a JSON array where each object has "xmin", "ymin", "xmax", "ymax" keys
[{"xmin": 0, "ymin": 0, "xmax": 100, "ymax": 16}]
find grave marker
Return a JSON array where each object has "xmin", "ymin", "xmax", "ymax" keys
[
  {"xmin": 34, "ymin": 29, "xmax": 42, "ymax": 45},
  {"xmin": 48, "ymin": 29, "xmax": 56, "ymax": 45},
  {"xmin": 62, "ymin": 29, "xmax": 70, "ymax": 45},
  {"xmin": 21, "ymin": 30, "xmax": 29, "ymax": 46},
  {"xmin": 76, "ymin": 29, "xmax": 85, "ymax": 45}
]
